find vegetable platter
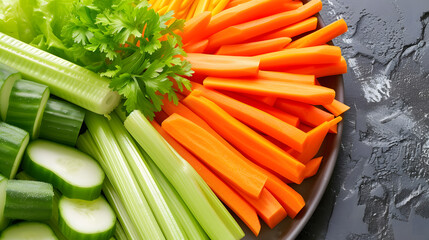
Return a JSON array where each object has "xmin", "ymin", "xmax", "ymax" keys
[{"xmin": 0, "ymin": 0, "xmax": 349, "ymax": 239}]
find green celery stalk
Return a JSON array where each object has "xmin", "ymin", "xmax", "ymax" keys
[
  {"xmin": 0, "ymin": 32, "xmax": 120, "ymax": 115},
  {"xmin": 124, "ymin": 110, "xmax": 244, "ymax": 240},
  {"xmin": 76, "ymin": 132, "xmax": 139, "ymax": 240},
  {"xmin": 114, "ymin": 222, "xmax": 128, "ymax": 240},
  {"xmin": 108, "ymin": 113, "xmax": 185, "ymax": 240},
  {"xmin": 83, "ymin": 112, "xmax": 165, "ymax": 240},
  {"xmin": 143, "ymin": 150, "xmax": 209, "ymax": 240}
]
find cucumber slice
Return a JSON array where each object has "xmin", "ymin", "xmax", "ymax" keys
[
  {"xmin": 23, "ymin": 140, "xmax": 105, "ymax": 200},
  {"xmin": 0, "ymin": 222, "xmax": 58, "ymax": 240},
  {"xmin": 4, "ymin": 180, "xmax": 54, "ymax": 221},
  {"xmin": 5, "ymin": 79, "xmax": 50, "ymax": 139},
  {"xmin": 59, "ymin": 196, "xmax": 116, "ymax": 240},
  {"xmin": 0, "ymin": 122, "xmax": 29, "ymax": 179},
  {"xmin": 0, "ymin": 175, "xmax": 10, "ymax": 231},
  {"xmin": 0, "ymin": 63, "xmax": 21, "ymax": 121},
  {"xmin": 39, "ymin": 98, "xmax": 85, "ymax": 146}
]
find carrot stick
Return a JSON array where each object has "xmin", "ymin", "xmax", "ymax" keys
[
  {"xmin": 246, "ymin": 95, "xmax": 277, "ymax": 106},
  {"xmin": 287, "ymin": 18, "xmax": 348, "ymax": 49},
  {"xmin": 323, "ymin": 99, "xmax": 350, "ymax": 116},
  {"xmin": 183, "ymin": 39, "xmax": 209, "ymax": 53},
  {"xmin": 275, "ymin": 98, "xmax": 334, "ymax": 127},
  {"xmin": 278, "ymin": 56, "xmax": 347, "ymax": 78},
  {"xmin": 207, "ymin": 0, "xmax": 322, "ymax": 50},
  {"xmin": 203, "ymin": 77, "xmax": 336, "ymax": 105},
  {"xmin": 258, "ymin": 71, "xmax": 315, "ymax": 85},
  {"xmin": 191, "ymin": 83, "xmax": 307, "ymax": 151},
  {"xmin": 206, "ymin": 0, "xmax": 293, "ymax": 39},
  {"xmin": 290, "ymin": 117, "xmax": 342, "ymax": 163},
  {"xmin": 182, "ymin": 12, "xmax": 212, "ymax": 44},
  {"xmin": 257, "ymin": 45, "xmax": 342, "ymax": 70},
  {"xmin": 211, "ymin": 0, "xmax": 231, "ymax": 15},
  {"xmin": 304, "ymin": 156, "xmax": 323, "ymax": 178},
  {"xmin": 162, "ymin": 113, "xmax": 268, "ymax": 198},
  {"xmin": 235, "ymin": 187, "xmax": 287, "ymax": 229},
  {"xmin": 225, "ymin": 0, "xmax": 253, "ymax": 9},
  {"xmin": 182, "ymin": 93, "xmax": 306, "ymax": 184},
  {"xmin": 152, "ymin": 121, "xmax": 262, "ymax": 236},
  {"xmin": 252, "ymin": 17, "xmax": 318, "ymax": 41},
  {"xmin": 223, "ymin": 91, "xmax": 300, "ymax": 127},
  {"xmin": 282, "ymin": 0, "xmax": 303, "ymax": 10},
  {"xmin": 185, "ymin": 53, "xmax": 260, "ymax": 77},
  {"xmin": 216, "ymin": 37, "xmax": 292, "ymax": 56}
]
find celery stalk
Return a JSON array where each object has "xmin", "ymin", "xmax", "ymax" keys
[
  {"xmin": 143, "ymin": 151, "xmax": 209, "ymax": 240},
  {"xmin": 107, "ymin": 113, "xmax": 185, "ymax": 240},
  {"xmin": 76, "ymin": 132, "xmax": 139, "ymax": 240},
  {"xmin": 0, "ymin": 32, "xmax": 120, "ymax": 115},
  {"xmin": 83, "ymin": 112, "xmax": 165, "ymax": 240},
  {"xmin": 114, "ymin": 222, "xmax": 128, "ymax": 240},
  {"xmin": 124, "ymin": 110, "xmax": 244, "ymax": 240}
]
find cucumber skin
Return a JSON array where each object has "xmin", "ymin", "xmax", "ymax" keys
[
  {"xmin": 0, "ymin": 221, "xmax": 58, "ymax": 240},
  {"xmin": 5, "ymin": 79, "xmax": 50, "ymax": 139},
  {"xmin": 0, "ymin": 122, "xmax": 29, "ymax": 179},
  {"xmin": 22, "ymin": 149, "xmax": 103, "ymax": 201},
  {"xmin": 4, "ymin": 180, "xmax": 54, "ymax": 221},
  {"xmin": 58, "ymin": 196, "xmax": 116, "ymax": 240},
  {"xmin": 39, "ymin": 98, "xmax": 85, "ymax": 146}
]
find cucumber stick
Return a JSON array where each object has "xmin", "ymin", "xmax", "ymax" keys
[
  {"xmin": 23, "ymin": 140, "xmax": 104, "ymax": 200},
  {"xmin": 0, "ymin": 63, "xmax": 21, "ymax": 121},
  {"xmin": 5, "ymin": 79, "xmax": 50, "ymax": 139},
  {"xmin": 4, "ymin": 180, "xmax": 54, "ymax": 221},
  {"xmin": 0, "ymin": 32, "xmax": 120, "ymax": 115},
  {"xmin": 39, "ymin": 98, "xmax": 85, "ymax": 146},
  {"xmin": 0, "ymin": 222, "xmax": 58, "ymax": 240},
  {"xmin": 59, "ymin": 196, "xmax": 116, "ymax": 240},
  {"xmin": 0, "ymin": 175, "xmax": 10, "ymax": 231},
  {"xmin": 0, "ymin": 122, "xmax": 29, "ymax": 179}
]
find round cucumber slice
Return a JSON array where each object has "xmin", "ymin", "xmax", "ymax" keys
[
  {"xmin": 0, "ymin": 222, "xmax": 58, "ymax": 240},
  {"xmin": 59, "ymin": 196, "xmax": 116, "ymax": 240},
  {"xmin": 23, "ymin": 140, "xmax": 105, "ymax": 200},
  {"xmin": 5, "ymin": 79, "xmax": 50, "ymax": 139}
]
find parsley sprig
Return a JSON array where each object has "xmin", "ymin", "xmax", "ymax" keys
[{"xmin": 62, "ymin": 0, "xmax": 192, "ymax": 118}]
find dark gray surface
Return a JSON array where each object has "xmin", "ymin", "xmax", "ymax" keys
[{"xmin": 299, "ymin": 0, "xmax": 429, "ymax": 239}]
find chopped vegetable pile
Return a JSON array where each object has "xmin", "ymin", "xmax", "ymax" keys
[{"xmin": 0, "ymin": 0, "xmax": 349, "ymax": 239}]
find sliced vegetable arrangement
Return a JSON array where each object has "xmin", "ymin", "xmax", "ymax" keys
[{"xmin": 0, "ymin": 0, "xmax": 349, "ymax": 239}]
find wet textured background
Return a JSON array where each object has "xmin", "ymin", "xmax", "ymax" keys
[{"xmin": 299, "ymin": 0, "xmax": 429, "ymax": 239}]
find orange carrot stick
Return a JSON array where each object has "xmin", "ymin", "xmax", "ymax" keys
[
  {"xmin": 206, "ymin": 0, "xmax": 293, "ymax": 38},
  {"xmin": 323, "ymin": 99, "xmax": 350, "ymax": 116},
  {"xmin": 287, "ymin": 18, "xmax": 348, "ymax": 48},
  {"xmin": 235, "ymin": 187, "xmax": 287, "ymax": 229},
  {"xmin": 258, "ymin": 71, "xmax": 315, "ymax": 85},
  {"xmin": 182, "ymin": 93, "xmax": 306, "ymax": 184},
  {"xmin": 203, "ymin": 77, "xmax": 336, "ymax": 105},
  {"xmin": 275, "ymin": 98, "xmax": 334, "ymax": 127},
  {"xmin": 290, "ymin": 117, "xmax": 342, "ymax": 163},
  {"xmin": 282, "ymin": 0, "xmax": 303, "ymax": 10},
  {"xmin": 257, "ymin": 45, "xmax": 342, "ymax": 70},
  {"xmin": 223, "ymin": 91, "xmax": 300, "ymax": 127},
  {"xmin": 185, "ymin": 53, "xmax": 260, "ymax": 77},
  {"xmin": 225, "ymin": 0, "xmax": 253, "ymax": 8},
  {"xmin": 191, "ymin": 83, "xmax": 307, "ymax": 151},
  {"xmin": 216, "ymin": 37, "xmax": 292, "ymax": 56},
  {"xmin": 154, "ymin": 110, "xmax": 169, "ymax": 124},
  {"xmin": 183, "ymin": 39, "xmax": 209, "ymax": 53},
  {"xmin": 152, "ymin": 121, "xmax": 262, "ymax": 236},
  {"xmin": 207, "ymin": 0, "xmax": 322, "ymax": 50},
  {"xmin": 304, "ymin": 156, "xmax": 323, "ymax": 178},
  {"xmin": 253, "ymin": 17, "xmax": 318, "ymax": 41},
  {"xmin": 162, "ymin": 113, "xmax": 267, "ymax": 198},
  {"xmin": 181, "ymin": 11, "xmax": 212, "ymax": 44},
  {"xmin": 279, "ymin": 56, "xmax": 348, "ymax": 78},
  {"xmin": 246, "ymin": 95, "xmax": 278, "ymax": 106}
]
